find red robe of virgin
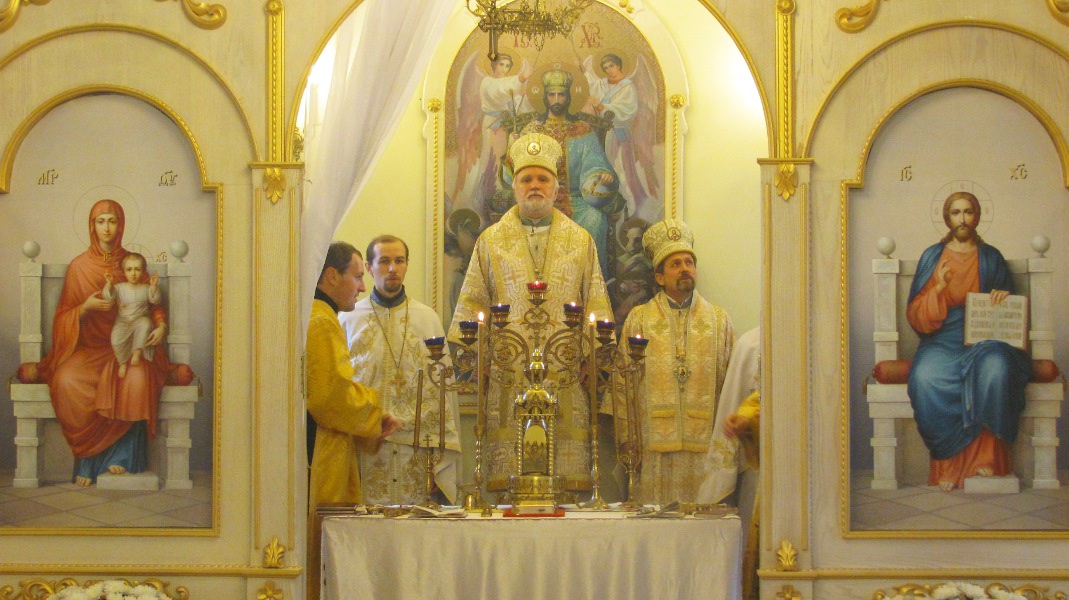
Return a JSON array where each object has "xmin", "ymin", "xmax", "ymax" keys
[{"xmin": 36, "ymin": 199, "xmax": 168, "ymax": 459}]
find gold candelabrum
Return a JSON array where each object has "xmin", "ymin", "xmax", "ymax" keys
[
  {"xmin": 600, "ymin": 331, "xmax": 648, "ymax": 504},
  {"xmin": 418, "ymin": 337, "xmax": 478, "ymax": 506},
  {"xmin": 434, "ymin": 280, "xmax": 646, "ymax": 512}
]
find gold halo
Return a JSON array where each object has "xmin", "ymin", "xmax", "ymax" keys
[
  {"xmin": 73, "ymin": 185, "xmax": 140, "ymax": 248},
  {"xmin": 929, "ymin": 179, "xmax": 993, "ymax": 238},
  {"xmin": 527, "ymin": 59, "xmax": 589, "ymax": 115}
]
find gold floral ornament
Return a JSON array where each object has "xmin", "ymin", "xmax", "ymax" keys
[
  {"xmin": 32, "ymin": 578, "xmax": 188, "ymax": 600},
  {"xmin": 257, "ymin": 581, "xmax": 284, "ymax": 600},
  {"xmin": 670, "ymin": 94, "xmax": 686, "ymax": 109},
  {"xmin": 775, "ymin": 163, "xmax": 798, "ymax": 200},
  {"xmin": 264, "ymin": 167, "xmax": 286, "ymax": 204},
  {"xmin": 427, "ymin": 98, "xmax": 442, "ymax": 113},
  {"xmin": 777, "ymin": 585, "xmax": 802, "ymax": 600},
  {"xmin": 835, "ymin": 0, "xmax": 879, "ymax": 33},
  {"xmin": 264, "ymin": 535, "xmax": 287, "ymax": 568},
  {"xmin": 873, "ymin": 582, "xmax": 1066, "ymax": 600},
  {"xmin": 0, "ymin": 0, "xmax": 50, "ymax": 34},
  {"xmin": 776, "ymin": 539, "xmax": 799, "ymax": 571},
  {"xmin": 154, "ymin": 0, "xmax": 227, "ymax": 30}
]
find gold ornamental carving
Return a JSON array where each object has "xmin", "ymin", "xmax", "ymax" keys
[
  {"xmin": 257, "ymin": 581, "xmax": 284, "ymax": 600},
  {"xmin": 266, "ymin": 0, "xmax": 285, "ymax": 161},
  {"xmin": 4, "ymin": 578, "xmax": 189, "ymax": 600},
  {"xmin": 264, "ymin": 535, "xmax": 287, "ymax": 568},
  {"xmin": 873, "ymin": 583, "xmax": 1067, "ymax": 600},
  {"xmin": 155, "ymin": 0, "xmax": 228, "ymax": 30},
  {"xmin": 1049, "ymin": 0, "xmax": 1069, "ymax": 26},
  {"xmin": 836, "ymin": 0, "xmax": 880, "ymax": 33},
  {"xmin": 775, "ymin": 0, "xmax": 795, "ymax": 158},
  {"xmin": 776, "ymin": 539, "xmax": 799, "ymax": 571},
  {"xmin": 778, "ymin": 585, "xmax": 803, "ymax": 600},
  {"xmin": 775, "ymin": 163, "xmax": 798, "ymax": 200},
  {"xmin": 0, "ymin": 0, "xmax": 49, "ymax": 34},
  {"xmin": 669, "ymin": 94, "xmax": 685, "ymax": 109},
  {"xmin": 264, "ymin": 167, "xmax": 286, "ymax": 204},
  {"xmin": 618, "ymin": 0, "xmax": 634, "ymax": 13},
  {"xmin": 292, "ymin": 126, "xmax": 304, "ymax": 162}
]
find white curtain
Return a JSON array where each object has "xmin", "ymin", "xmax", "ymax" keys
[{"xmin": 300, "ymin": 0, "xmax": 454, "ymax": 332}]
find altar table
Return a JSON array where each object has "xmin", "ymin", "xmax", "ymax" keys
[{"xmin": 321, "ymin": 511, "xmax": 742, "ymax": 600}]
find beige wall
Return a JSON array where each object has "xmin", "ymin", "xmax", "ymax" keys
[{"xmin": 1, "ymin": 1, "xmax": 1067, "ymax": 599}]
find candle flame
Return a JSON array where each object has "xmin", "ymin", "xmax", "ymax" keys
[
  {"xmin": 478, "ymin": 311, "xmax": 485, "ymax": 322},
  {"xmin": 588, "ymin": 313, "xmax": 596, "ymax": 323}
]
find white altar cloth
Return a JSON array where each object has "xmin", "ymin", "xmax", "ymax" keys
[{"xmin": 321, "ymin": 511, "xmax": 742, "ymax": 600}]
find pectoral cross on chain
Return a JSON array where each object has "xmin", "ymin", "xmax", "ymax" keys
[{"xmin": 391, "ymin": 371, "xmax": 407, "ymax": 398}]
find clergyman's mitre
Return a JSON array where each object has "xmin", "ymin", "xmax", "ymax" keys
[
  {"xmin": 508, "ymin": 132, "xmax": 563, "ymax": 177},
  {"xmin": 643, "ymin": 218, "xmax": 696, "ymax": 269}
]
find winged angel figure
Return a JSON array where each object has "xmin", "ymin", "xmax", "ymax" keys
[
  {"xmin": 581, "ymin": 51, "xmax": 661, "ymax": 221},
  {"xmin": 451, "ymin": 52, "xmax": 534, "ymax": 227}
]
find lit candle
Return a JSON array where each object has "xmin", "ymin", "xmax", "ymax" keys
[
  {"xmin": 527, "ymin": 280, "xmax": 547, "ymax": 292},
  {"xmin": 413, "ymin": 369, "xmax": 423, "ymax": 450},
  {"xmin": 563, "ymin": 302, "xmax": 583, "ymax": 314},
  {"xmin": 491, "ymin": 303, "xmax": 510, "ymax": 313},
  {"xmin": 478, "ymin": 311, "xmax": 485, "ymax": 322},
  {"xmin": 627, "ymin": 334, "xmax": 649, "ymax": 348},
  {"xmin": 439, "ymin": 382, "xmax": 447, "ymax": 453}
]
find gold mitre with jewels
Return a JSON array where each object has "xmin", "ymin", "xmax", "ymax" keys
[
  {"xmin": 508, "ymin": 132, "xmax": 562, "ymax": 177},
  {"xmin": 541, "ymin": 68, "xmax": 573, "ymax": 91},
  {"xmin": 643, "ymin": 219, "xmax": 696, "ymax": 268}
]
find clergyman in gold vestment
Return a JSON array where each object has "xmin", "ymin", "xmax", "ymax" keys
[
  {"xmin": 614, "ymin": 219, "xmax": 733, "ymax": 504},
  {"xmin": 449, "ymin": 132, "xmax": 611, "ymax": 494}
]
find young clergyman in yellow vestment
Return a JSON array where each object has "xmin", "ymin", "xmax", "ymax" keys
[{"xmin": 307, "ymin": 241, "xmax": 402, "ymax": 509}]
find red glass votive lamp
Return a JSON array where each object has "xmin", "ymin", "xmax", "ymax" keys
[{"xmin": 527, "ymin": 280, "xmax": 547, "ymax": 303}]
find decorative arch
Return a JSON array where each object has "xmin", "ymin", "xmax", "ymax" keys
[
  {"xmin": 0, "ymin": 84, "xmax": 221, "ymax": 193},
  {"xmin": 0, "ymin": 24, "xmax": 259, "ymax": 164}
]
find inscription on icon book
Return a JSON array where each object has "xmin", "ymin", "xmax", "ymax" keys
[{"xmin": 964, "ymin": 292, "xmax": 1029, "ymax": 351}]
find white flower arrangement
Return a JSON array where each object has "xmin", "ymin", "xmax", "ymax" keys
[
  {"xmin": 890, "ymin": 581, "xmax": 1027, "ymax": 600},
  {"xmin": 48, "ymin": 579, "xmax": 173, "ymax": 600}
]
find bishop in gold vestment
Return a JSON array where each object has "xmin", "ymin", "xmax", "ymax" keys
[
  {"xmin": 450, "ymin": 132, "xmax": 611, "ymax": 493},
  {"xmin": 613, "ymin": 220, "xmax": 733, "ymax": 504}
]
